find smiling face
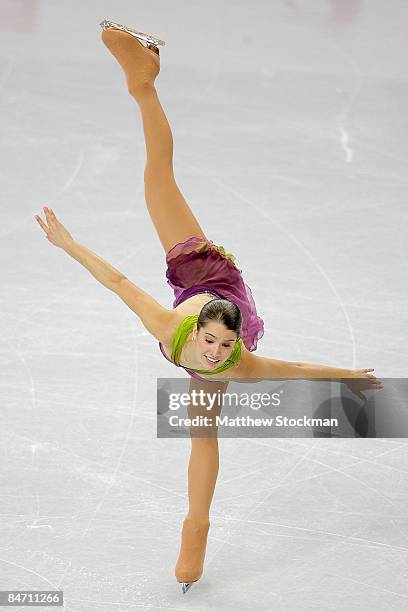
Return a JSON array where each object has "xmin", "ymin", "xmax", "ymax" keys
[{"xmin": 194, "ymin": 320, "xmax": 239, "ymax": 369}]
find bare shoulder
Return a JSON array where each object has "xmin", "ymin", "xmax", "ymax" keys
[
  {"xmin": 114, "ymin": 278, "xmax": 182, "ymax": 344},
  {"xmin": 161, "ymin": 293, "xmax": 215, "ymax": 346},
  {"xmin": 224, "ymin": 345, "xmax": 259, "ymax": 380},
  {"xmin": 227, "ymin": 350, "xmax": 302, "ymax": 382},
  {"xmin": 161, "ymin": 311, "xmax": 186, "ymax": 345}
]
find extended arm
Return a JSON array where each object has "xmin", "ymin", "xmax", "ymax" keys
[
  {"xmin": 34, "ymin": 208, "xmax": 175, "ymax": 343},
  {"xmin": 232, "ymin": 351, "xmax": 382, "ymax": 387},
  {"xmin": 63, "ymin": 240, "xmax": 175, "ymax": 342},
  {"xmin": 245, "ymin": 354, "xmax": 355, "ymax": 380},
  {"xmin": 63, "ymin": 239, "xmax": 126, "ymax": 291}
]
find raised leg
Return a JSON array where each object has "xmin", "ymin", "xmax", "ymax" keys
[
  {"xmin": 140, "ymin": 91, "xmax": 208, "ymax": 254},
  {"xmin": 102, "ymin": 29, "xmax": 207, "ymax": 254}
]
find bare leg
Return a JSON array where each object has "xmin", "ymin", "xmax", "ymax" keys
[
  {"xmin": 140, "ymin": 91, "xmax": 208, "ymax": 254},
  {"xmin": 175, "ymin": 378, "xmax": 228, "ymax": 584},
  {"xmin": 187, "ymin": 438, "xmax": 220, "ymax": 520},
  {"xmin": 187, "ymin": 378, "xmax": 227, "ymax": 518},
  {"xmin": 102, "ymin": 29, "xmax": 207, "ymax": 254}
]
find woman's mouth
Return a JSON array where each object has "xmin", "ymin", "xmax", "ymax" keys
[{"xmin": 204, "ymin": 355, "xmax": 220, "ymax": 366}]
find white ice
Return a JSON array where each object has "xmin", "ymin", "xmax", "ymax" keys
[{"xmin": 1, "ymin": 0, "xmax": 408, "ymax": 610}]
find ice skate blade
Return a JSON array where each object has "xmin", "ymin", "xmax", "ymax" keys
[
  {"xmin": 100, "ymin": 19, "xmax": 165, "ymax": 47},
  {"xmin": 182, "ymin": 581, "xmax": 195, "ymax": 594}
]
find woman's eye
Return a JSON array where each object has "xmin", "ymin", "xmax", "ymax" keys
[{"xmin": 205, "ymin": 339, "xmax": 232, "ymax": 348}]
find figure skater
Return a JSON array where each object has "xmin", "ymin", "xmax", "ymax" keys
[{"xmin": 34, "ymin": 19, "xmax": 383, "ymax": 594}]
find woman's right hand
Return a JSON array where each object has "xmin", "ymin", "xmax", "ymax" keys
[{"xmin": 35, "ymin": 206, "xmax": 74, "ymax": 249}]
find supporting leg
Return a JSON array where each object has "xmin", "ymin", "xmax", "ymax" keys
[
  {"xmin": 175, "ymin": 378, "xmax": 228, "ymax": 585},
  {"xmin": 186, "ymin": 437, "xmax": 220, "ymax": 521},
  {"xmin": 186, "ymin": 378, "xmax": 227, "ymax": 519}
]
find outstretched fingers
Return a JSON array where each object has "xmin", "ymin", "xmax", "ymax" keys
[
  {"xmin": 35, "ymin": 206, "xmax": 58, "ymax": 240},
  {"xmin": 35, "ymin": 208, "xmax": 49, "ymax": 235},
  {"xmin": 356, "ymin": 368, "xmax": 384, "ymax": 389}
]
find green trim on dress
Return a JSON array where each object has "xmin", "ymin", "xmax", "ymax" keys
[{"xmin": 193, "ymin": 241, "xmax": 237, "ymax": 263}]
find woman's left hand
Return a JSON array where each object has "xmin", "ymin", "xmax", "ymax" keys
[
  {"xmin": 343, "ymin": 368, "xmax": 384, "ymax": 401},
  {"xmin": 35, "ymin": 206, "xmax": 74, "ymax": 249}
]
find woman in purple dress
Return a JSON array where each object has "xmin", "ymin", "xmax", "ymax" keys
[{"xmin": 34, "ymin": 20, "xmax": 383, "ymax": 594}]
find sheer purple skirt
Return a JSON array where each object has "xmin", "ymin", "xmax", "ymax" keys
[{"xmin": 165, "ymin": 236, "xmax": 264, "ymax": 352}]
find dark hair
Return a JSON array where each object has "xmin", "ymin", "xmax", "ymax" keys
[{"xmin": 197, "ymin": 299, "xmax": 242, "ymax": 339}]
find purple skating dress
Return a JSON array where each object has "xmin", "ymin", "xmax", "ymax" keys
[{"xmin": 158, "ymin": 236, "xmax": 264, "ymax": 380}]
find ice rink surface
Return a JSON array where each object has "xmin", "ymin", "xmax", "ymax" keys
[{"xmin": 1, "ymin": 0, "xmax": 408, "ymax": 610}]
